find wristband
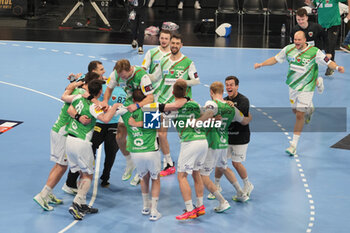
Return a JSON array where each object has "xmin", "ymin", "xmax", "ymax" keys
[
  {"xmin": 336, "ymin": 66, "xmax": 339, "ymax": 71},
  {"xmin": 159, "ymin": 103, "xmax": 165, "ymax": 113},
  {"xmin": 136, "ymin": 103, "xmax": 140, "ymax": 109},
  {"xmin": 74, "ymin": 113, "xmax": 81, "ymax": 122}
]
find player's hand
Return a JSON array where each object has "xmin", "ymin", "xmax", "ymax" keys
[
  {"xmin": 99, "ymin": 101, "xmax": 109, "ymax": 112},
  {"xmin": 326, "ymin": 54, "xmax": 332, "ymax": 59},
  {"xmin": 337, "ymin": 66, "xmax": 345, "ymax": 73},
  {"xmin": 225, "ymin": 100, "xmax": 235, "ymax": 108},
  {"xmin": 127, "ymin": 104, "xmax": 138, "ymax": 112},
  {"xmin": 254, "ymin": 63, "xmax": 262, "ymax": 69},
  {"xmin": 80, "ymin": 115, "xmax": 91, "ymax": 125}
]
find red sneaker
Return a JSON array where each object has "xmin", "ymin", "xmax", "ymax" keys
[
  {"xmin": 194, "ymin": 205, "xmax": 205, "ymax": 216},
  {"xmin": 160, "ymin": 163, "xmax": 176, "ymax": 177},
  {"xmin": 176, "ymin": 209, "xmax": 198, "ymax": 220}
]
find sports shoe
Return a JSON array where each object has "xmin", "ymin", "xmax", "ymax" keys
[
  {"xmin": 62, "ymin": 183, "xmax": 78, "ymax": 195},
  {"xmin": 138, "ymin": 47, "xmax": 144, "ymax": 55},
  {"xmin": 160, "ymin": 163, "xmax": 176, "ymax": 177},
  {"xmin": 142, "ymin": 206, "xmax": 151, "ymax": 215},
  {"xmin": 148, "ymin": 0, "xmax": 155, "ymax": 7},
  {"xmin": 207, "ymin": 185, "xmax": 222, "ymax": 200},
  {"xmin": 243, "ymin": 182, "xmax": 254, "ymax": 197},
  {"xmin": 214, "ymin": 200, "xmax": 231, "ymax": 213},
  {"xmin": 340, "ymin": 43, "xmax": 350, "ymax": 53},
  {"xmin": 131, "ymin": 40, "xmax": 138, "ymax": 49},
  {"xmin": 33, "ymin": 193, "xmax": 54, "ymax": 211},
  {"xmin": 325, "ymin": 67, "xmax": 334, "ymax": 76},
  {"xmin": 69, "ymin": 202, "xmax": 85, "ymax": 220},
  {"xmin": 316, "ymin": 77, "xmax": 324, "ymax": 94},
  {"xmin": 130, "ymin": 174, "xmax": 141, "ymax": 186},
  {"xmin": 149, "ymin": 210, "xmax": 162, "ymax": 221},
  {"xmin": 81, "ymin": 204, "xmax": 98, "ymax": 214},
  {"xmin": 285, "ymin": 142, "xmax": 296, "ymax": 156},
  {"xmin": 232, "ymin": 192, "xmax": 249, "ymax": 202},
  {"xmin": 122, "ymin": 165, "xmax": 135, "ymax": 181},
  {"xmin": 194, "ymin": 1, "xmax": 201, "ymax": 9},
  {"xmin": 175, "ymin": 209, "xmax": 197, "ymax": 220},
  {"xmin": 101, "ymin": 180, "xmax": 110, "ymax": 188},
  {"xmin": 177, "ymin": 2, "xmax": 183, "ymax": 9},
  {"xmin": 194, "ymin": 205, "xmax": 205, "ymax": 216},
  {"xmin": 304, "ymin": 106, "xmax": 315, "ymax": 124},
  {"xmin": 48, "ymin": 193, "xmax": 63, "ymax": 205}
]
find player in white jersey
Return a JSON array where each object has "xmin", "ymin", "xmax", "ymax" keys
[
  {"xmin": 254, "ymin": 31, "xmax": 345, "ymax": 155},
  {"xmin": 141, "ymin": 30, "xmax": 176, "ymax": 177}
]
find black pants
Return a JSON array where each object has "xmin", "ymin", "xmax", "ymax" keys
[
  {"xmin": 325, "ymin": 25, "xmax": 340, "ymax": 61},
  {"xmin": 65, "ymin": 123, "xmax": 119, "ymax": 187},
  {"xmin": 130, "ymin": 6, "xmax": 146, "ymax": 47}
]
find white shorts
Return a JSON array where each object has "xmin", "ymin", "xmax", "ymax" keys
[
  {"xmin": 131, "ymin": 151, "xmax": 161, "ymax": 180},
  {"xmin": 177, "ymin": 139, "xmax": 208, "ymax": 175},
  {"xmin": 65, "ymin": 135, "xmax": 95, "ymax": 175},
  {"xmin": 289, "ymin": 87, "xmax": 314, "ymax": 113},
  {"xmin": 227, "ymin": 144, "xmax": 248, "ymax": 163},
  {"xmin": 50, "ymin": 130, "xmax": 68, "ymax": 166},
  {"xmin": 200, "ymin": 148, "xmax": 228, "ymax": 176}
]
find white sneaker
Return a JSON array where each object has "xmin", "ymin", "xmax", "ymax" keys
[
  {"xmin": 122, "ymin": 165, "xmax": 135, "ymax": 181},
  {"xmin": 316, "ymin": 77, "xmax": 324, "ymax": 94},
  {"xmin": 207, "ymin": 185, "xmax": 222, "ymax": 200},
  {"xmin": 62, "ymin": 183, "xmax": 78, "ymax": 195},
  {"xmin": 131, "ymin": 40, "xmax": 138, "ymax": 49},
  {"xmin": 33, "ymin": 193, "xmax": 54, "ymax": 211},
  {"xmin": 130, "ymin": 174, "xmax": 141, "ymax": 186},
  {"xmin": 214, "ymin": 200, "xmax": 231, "ymax": 213},
  {"xmin": 232, "ymin": 192, "xmax": 249, "ymax": 202},
  {"xmin": 178, "ymin": 2, "xmax": 183, "ymax": 9},
  {"xmin": 194, "ymin": 1, "xmax": 201, "ymax": 9},
  {"xmin": 148, "ymin": 0, "xmax": 155, "ymax": 7},
  {"xmin": 149, "ymin": 210, "xmax": 162, "ymax": 221},
  {"xmin": 304, "ymin": 105, "xmax": 315, "ymax": 124},
  {"xmin": 138, "ymin": 46, "xmax": 144, "ymax": 55},
  {"xmin": 243, "ymin": 182, "xmax": 254, "ymax": 197},
  {"xmin": 285, "ymin": 142, "xmax": 296, "ymax": 156}
]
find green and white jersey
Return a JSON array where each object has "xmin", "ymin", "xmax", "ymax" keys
[
  {"xmin": 174, "ymin": 101, "xmax": 207, "ymax": 142},
  {"xmin": 153, "ymin": 54, "xmax": 199, "ymax": 104},
  {"xmin": 204, "ymin": 100, "xmax": 244, "ymax": 149},
  {"xmin": 313, "ymin": 0, "xmax": 346, "ymax": 28},
  {"xmin": 66, "ymin": 95, "xmax": 104, "ymax": 141},
  {"xmin": 107, "ymin": 66, "xmax": 154, "ymax": 106},
  {"xmin": 52, "ymin": 88, "xmax": 85, "ymax": 135},
  {"xmin": 142, "ymin": 46, "xmax": 171, "ymax": 94},
  {"xmin": 275, "ymin": 44, "xmax": 331, "ymax": 92},
  {"xmin": 126, "ymin": 109, "xmax": 158, "ymax": 153}
]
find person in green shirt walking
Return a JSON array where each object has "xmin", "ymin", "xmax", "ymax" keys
[{"xmin": 254, "ymin": 31, "xmax": 345, "ymax": 156}]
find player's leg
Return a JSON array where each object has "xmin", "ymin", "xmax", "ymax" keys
[
  {"xmin": 159, "ymin": 126, "xmax": 176, "ymax": 176},
  {"xmin": 116, "ymin": 121, "xmax": 134, "ymax": 181}
]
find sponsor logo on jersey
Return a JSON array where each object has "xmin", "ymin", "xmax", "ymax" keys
[
  {"xmin": 296, "ymin": 57, "xmax": 301, "ymax": 63},
  {"xmin": 143, "ymin": 84, "xmax": 153, "ymax": 93},
  {"xmin": 0, "ymin": 120, "xmax": 23, "ymax": 134},
  {"xmin": 144, "ymin": 111, "xmax": 161, "ymax": 129},
  {"xmin": 163, "ymin": 70, "xmax": 169, "ymax": 74},
  {"xmin": 154, "ymin": 60, "xmax": 160, "ymax": 64},
  {"xmin": 170, "ymin": 70, "xmax": 174, "ymax": 75},
  {"xmin": 142, "ymin": 59, "xmax": 146, "ymax": 66},
  {"xmin": 194, "ymin": 72, "xmax": 199, "ymax": 79},
  {"xmin": 112, "ymin": 96, "xmax": 116, "ymax": 100},
  {"xmin": 308, "ymin": 31, "xmax": 313, "ymax": 37},
  {"xmin": 324, "ymin": 56, "xmax": 330, "ymax": 63},
  {"xmin": 289, "ymin": 56, "xmax": 295, "ymax": 62}
]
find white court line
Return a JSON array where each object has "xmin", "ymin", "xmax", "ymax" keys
[
  {"xmin": 59, "ymin": 146, "xmax": 102, "ymax": 233},
  {"xmin": 0, "ymin": 81, "xmax": 62, "ymax": 102}
]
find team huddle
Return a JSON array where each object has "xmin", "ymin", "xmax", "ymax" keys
[{"xmin": 33, "ymin": 27, "xmax": 345, "ymax": 222}]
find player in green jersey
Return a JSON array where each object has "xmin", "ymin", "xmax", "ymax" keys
[
  {"xmin": 150, "ymin": 33, "xmax": 201, "ymax": 177},
  {"xmin": 126, "ymin": 89, "xmax": 162, "ymax": 221},
  {"xmin": 102, "ymin": 59, "xmax": 154, "ymax": 184},
  {"xmin": 63, "ymin": 79, "xmax": 125, "ymax": 220},
  {"xmin": 254, "ymin": 31, "xmax": 345, "ymax": 156},
  {"xmin": 198, "ymin": 82, "xmax": 251, "ymax": 210},
  {"xmin": 33, "ymin": 72, "xmax": 100, "ymax": 211}
]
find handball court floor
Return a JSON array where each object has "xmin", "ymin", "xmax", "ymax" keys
[{"xmin": 0, "ymin": 41, "xmax": 350, "ymax": 233}]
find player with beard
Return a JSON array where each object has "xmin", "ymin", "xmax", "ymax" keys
[
  {"xmin": 254, "ymin": 31, "xmax": 345, "ymax": 156},
  {"xmin": 150, "ymin": 33, "xmax": 200, "ymax": 177}
]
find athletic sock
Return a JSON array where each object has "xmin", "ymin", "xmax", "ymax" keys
[
  {"xmin": 40, "ymin": 185, "xmax": 52, "ymax": 199},
  {"xmin": 164, "ymin": 154, "xmax": 173, "ymax": 167},
  {"xmin": 214, "ymin": 178, "xmax": 221, "ymax": 187},
  {"xmin": 73, "ymin": 178, "xmax": 91, "ymax": 205},
  {"xmin": 125, "ymin": 155, "xmax": 134, "ymax": 168},
  {"xmin": 196, "ymin": 196, "xmax": 203, "ymax": 207},
  {"xmin": 185, "ymin": 200, "xmax": 194, "ymax": 212},
  {"xmin": 213, "ymin": 191, "xmax": 225, "ymax": 204},
  {"xmin": 232, "ymin": 181, "xmax": 243, "ymax": 194},
  {"xmin": 151, "ymin": 197, "xmax": 159, "ymax": 212},
  {"xmin": 142, "ymin": 193, "xmax": 149, "ymax": 208},
  {"xmin": 291, "ymin": 134, "xmax": 300, "ymax": 147}
]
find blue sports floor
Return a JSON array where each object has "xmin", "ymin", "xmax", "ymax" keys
[{"xmin": 0, "ymin": 41, "xmax": 350, "ymax": 233}]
